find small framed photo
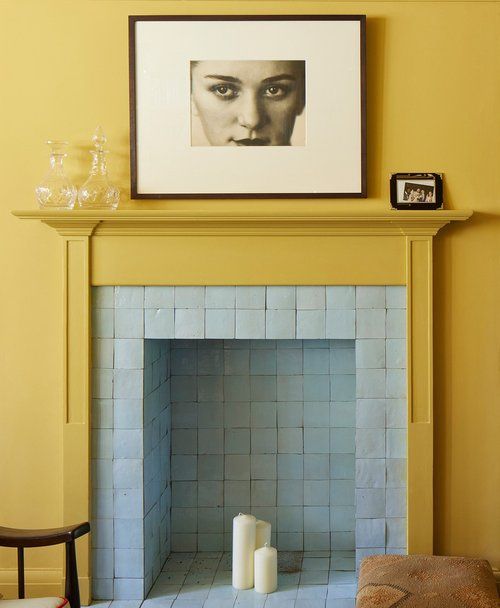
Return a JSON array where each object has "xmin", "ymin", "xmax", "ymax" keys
[
  {"xmin": 390, "ymin": 173, "xmax": 443, "ymax": 210},
  {"xmin": 129, "ymin": 15, "xmax": 366, "ymax": 199}
]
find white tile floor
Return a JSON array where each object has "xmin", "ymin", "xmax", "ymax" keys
[{"xmin": 92, "ymin": 551, "xmax": 357, "ymax": 608}]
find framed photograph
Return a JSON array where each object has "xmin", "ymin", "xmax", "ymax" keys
[
  {"xmin": 390, "ymin": 173, "xmax": 443, "ymax": 210},
  {"xmin": 129, "ymin": 15, "xmax": 366, "ymax": 198}
]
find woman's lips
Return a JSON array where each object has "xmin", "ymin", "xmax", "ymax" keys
[{"xmin": 232, "ymin": 138, "xmax": 270, "ymax": 146}]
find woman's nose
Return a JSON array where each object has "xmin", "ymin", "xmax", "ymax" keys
[{"xmin": 237, "ymin": 93, "xmax": 264, "ymax": 130}]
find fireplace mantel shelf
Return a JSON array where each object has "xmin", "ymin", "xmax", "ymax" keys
[{"xmin": 13, "ymin": 208, "xmax": 472, "ymax": 236}]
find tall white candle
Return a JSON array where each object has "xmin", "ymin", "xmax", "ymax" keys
[
  {"xmin": 232, "ymin": 513, "xmax": 256, "ymax": 590},
  {"xmin": 255, "ymin": 519, "xmax": 271, "ymax": 549},
  {"xmin": 254, "ymin": 543, "xmax": 278, "ymax": 594}
]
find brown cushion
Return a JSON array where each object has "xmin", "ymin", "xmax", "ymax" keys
[
  {"xmin": 1, "ymin": 598, "xmax": 68, "ymax": 608},
  {"xmin": 356, "ymin": 554, "xmax": 499, "ymax": 607}
]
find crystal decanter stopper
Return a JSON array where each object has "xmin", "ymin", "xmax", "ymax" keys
[
  {"xmin": 35, "ymin": 140, "xmax": 77, "ymax": 209},
  {"xmin": 77, "ymin": 127, "xmax": 120, "ymax": 209}
]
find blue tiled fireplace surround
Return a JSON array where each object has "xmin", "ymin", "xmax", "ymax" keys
[{"xmin": 91, "ymin": 286, "xmax": 407, "ymax": 600}]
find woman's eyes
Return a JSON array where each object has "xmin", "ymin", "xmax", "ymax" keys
[
  {"xmin": 209, "ymin": 83, "xmax": 290, "ymax": 100},
  {"xmin": 262, "ymin": 85, "xmax": 289, "ymax": 99},
  {"xmin": 210, "ymin": 84, "xmax": 239, "ymax": 99}
]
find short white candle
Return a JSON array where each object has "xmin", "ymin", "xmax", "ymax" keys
[
  {"xmin": 232, "ymin": 513, "xmax": 256, "ymax": 590},
  {"xmin": 255, "ymin": 519, "xmax": 272, "ymax": 549},
  {"xmin": 254, "ymin": 543, "xmax": 278, "ymax": 594}
]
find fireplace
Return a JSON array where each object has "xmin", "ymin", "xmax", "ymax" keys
[
  {"xmin": 14, "ymin": 207, "xmax": 471, "ymax": 604},
  {"xmin": 91, "ymin": 285, "xmax": 406, "ymax": 599}
]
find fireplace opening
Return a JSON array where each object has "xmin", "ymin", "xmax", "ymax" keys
[{"xmin": 166, "ymin": 337, "xmax": 355, "ymax": 553}]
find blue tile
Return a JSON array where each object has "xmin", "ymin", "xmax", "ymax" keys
[
  {"xmin": 277, "ymin": 480, "xmax": 304, "ymax": 505},
  {"xmin": 304, "ymin": 507, "xmax": 330, "ymax": 532},
  {"xmin": 330, "ymin": 402, "xmax": 356, "ymax": 428},
  {"xmin": 224, "ymin": 349, "xmax": 250, "ymax": 375},
  {"xmin": 171, "ymin": 481, "xmax": 197, "ymax": 507},
  {"xmin": 172, "ymin": 402, "xmax": 198, "ymax": 429},
  {"xmin": 172, "ymin": 429, "xmax": 197, "ymax": 455},
  {"xmin": 303, "ymin": 349, "xmax": 330, "ymax": 374},
  {"xmin": 331, "ymin": 375, "xmax": 356, "ymax": 402},
  {"xmin": 224, "ymin": 375, "xmax": 250, "ymax": 401},
  {"xmin": 206, "ymin": 286, "xmax": 236, "ymax": 309},
  {"xmin": 278, "ymin": 428, "xmax": 303, "ymax": 454},
  {"xmin": 224, "ymin": 402, "xmax": 250, "ymax": 428},
  {"xmin": 331, "ymin": 480, "xmax": 355, "ymax": 506},
  {"xmin": 330, "ymin": 347, "xmax": 356, "ymax": 374},
  {"xmin": 198, "ymin": 455, "xmax": 224, "ymax": 481},
  {"xmin": 304, "ymin": 402, "xmax": 330, "ymax": 427},
  {"xmin": 225, "ymin": 429, "xmax": 250, "ymax": 454},
  {"xmin": 198, "ymin": 347, "xmax": 224, "ymax": 375},
  {"xmin": 171, "ymin": 455, "xmax": 197, "ymax": 481},
  {"xmin": 198, "ymin": 429, "xmax": 224, "ymax": 454},
  {"xmin": 330, "ymin": 454, "xmax": 355, "ymax": 480},
  {"xmin": 331, "ymin": 506, "xmax": 355, "ymax": 532},
  {"xmin": 330, "ymin": 428, "xmax": 355, "ymax": 454},
  {"xmin": 225, "ymin": 455, "xmax": 250, "ymax": 480},
  {"xmin": 277, "ymin": 349, "xmax": 303, "ymax": 375},
  {"xmin": 250, "ymin": 349, "xmax": 277, "ymax": 375},
  {"xmin": 250, "ymin": 402, "xmax": 277, "ymax": 428},
  {"xmin": 198, "ymin": 481, "xmax": 224, "ymax": 507},
  {"xmin": 171, "ymin": 348, "xmax": 197, "ymax": 375},
  {"xmin": 277, "ymin": 454, "xmax": 304, "ymax": 480},
  {"xmin": 251, "ymin": 454, "xmax": 277, "ymax": 480},
  {"xmin": 250, "ymin": 375, "xmax": 277, "ymax": 401},
  {"xmin": 304, "ymin": 454, "xmax": 329, "ymax": 480},
  {"xmin": 251, "ymin": 428, "xmax": 278, "ymax": 454},
  {"xmin": 267, "ymin": 286, "xmax": 296, "ymax": 309},
  {"xmin": 224, "ymin": 481, "xmax": 250, "ymax": 506},
  {"xmin": 251, "ymin": 480, "xmax": 276, "ymax": 506},
  {"xmin": 277, "ymin": 402, "xmax": 303, "ymax": 427},
  {"xmin": 171, "ymin": 376, "xmax": 197, "ymax": 401},
  {"xmin": 303, "ymin": 375, "xmax": 330, "ymax": 401},
  {"xmin": 277, "ymin": 375, "xmax": 304, "ymax": 401},
  {"xmin": 304, "ymin": 480, "xmax": 330, "ymax": 505},
  {"xmin": 198, "ymin": 376, "xmax": 223, "ymax": 402},
  {"xmin": 277, "ymin": 506, "xmax": 303, "ymax": 532},
  {"xmin": 198, "ymin": 402, "xmax": 224, "ymax": 428},
  {"xmin": 304, "ymin": 428, "xmax": 330, "ymax": 454}
]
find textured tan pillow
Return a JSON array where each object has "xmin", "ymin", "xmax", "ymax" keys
[{"xmin": 357, "ymin": 554, "xmax": 499, "ymax": 608}]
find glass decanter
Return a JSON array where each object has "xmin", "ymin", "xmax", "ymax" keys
[
  {"xmin": 77, "ymin": 127, "xmax": 120, "ymax": 209},
  {"xmin": 35, "ymin": 141, "xmax": 77, "ymax": 209}
]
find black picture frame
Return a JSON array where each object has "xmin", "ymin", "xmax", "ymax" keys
[
  {"xmin": 128, "ymin": 14, "xmax": 367, "ymax": 199},
  {"xmin": 390, "ymin": 173, "xmax": 443, "ymax": 210}
]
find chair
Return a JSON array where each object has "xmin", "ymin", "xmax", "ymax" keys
[{"xmin": 0, "ymin": 523, "xmax": 90, "ymax": 608}]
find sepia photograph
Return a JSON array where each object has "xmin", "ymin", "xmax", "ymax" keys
[
  {"xmin": 190, "ymin": 60, "xmax": 306, "ymax": 147},
  {"xmin": 129, "ymin": 15, "xmax": 366, "ymax": 198},
  {"xmin": 402, "ymin": 181, "xmax": 435, "ymax": 203}
]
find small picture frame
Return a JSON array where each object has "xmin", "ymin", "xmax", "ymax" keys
[{"xmin": 390, "ymin": 173, "xmax": 443, "ymax": 210}]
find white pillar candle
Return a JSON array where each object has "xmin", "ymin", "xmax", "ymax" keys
[
  {"xmin": 255, "ymin": 519, "xmax": 272, "ymax": 549},
  {"xmin": 254, "ymin": 543, "xmax": 278, "ymax": 594},
  {"xmin": 232, "ymin": 513, "xmax": 256, "ymax": 590}
]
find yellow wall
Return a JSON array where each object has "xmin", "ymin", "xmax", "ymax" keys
[{"xmin": 1, "ymin": 0, "xmax": 499, "ymax": 583}]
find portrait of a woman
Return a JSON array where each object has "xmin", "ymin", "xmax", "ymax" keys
[{"xmin": 190, "ymin": 60, "xmax": 306, "ymax": 146}]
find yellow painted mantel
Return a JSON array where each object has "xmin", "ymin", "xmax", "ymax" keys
[
  {"xmin": 14, "ymin": 209, "xmax": 470, "ymax": 235},
  {"xmin": 14, "ymin": 208, "xmax": 471, "ymax": 604}
]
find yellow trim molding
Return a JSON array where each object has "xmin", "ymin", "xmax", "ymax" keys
[
  {"xmin": 14, "ymin": 208, "xmax": 472, "ymax": 602},
  {"xmin": 14, "ymin": 209, "xmax": 470, "ymax": 236}
]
